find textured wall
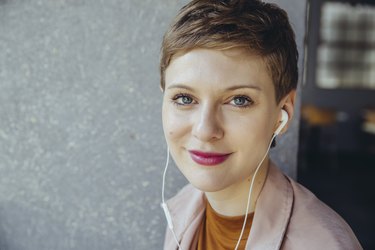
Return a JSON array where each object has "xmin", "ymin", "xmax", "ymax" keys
[{"xmin": 0, "ymin": 0, "xmax": 306, "ymax": 249}]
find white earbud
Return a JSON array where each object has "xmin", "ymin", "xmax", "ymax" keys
[{"xmin": 274, "ymin": 109, "xmax": 289, "ymax": 136}]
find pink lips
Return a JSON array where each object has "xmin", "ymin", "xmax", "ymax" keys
[{"xmin": 188, "ymin": 150, "xmax": 231, "ymax": 166}]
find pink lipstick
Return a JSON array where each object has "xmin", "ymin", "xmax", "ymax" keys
[{"xmin": 188, "ymin": 150, "xmax": 231, "ymax": 166}]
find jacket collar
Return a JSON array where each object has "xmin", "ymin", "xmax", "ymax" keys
[
  {"xmin": 165, "ymin": 184, "xmax": 206, "ymax": 249},
  {"xmin": 166, "ymin": 162, "xmax": 294, "ymax": 250},
  {"xmin": 246, "ymin": 162, "xmax": 294, "ymax": 249}
]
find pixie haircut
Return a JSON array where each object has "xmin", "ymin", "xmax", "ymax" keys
[{"xmin": 160, "ymin": 0, "xmax": 298, "ymax": 103}]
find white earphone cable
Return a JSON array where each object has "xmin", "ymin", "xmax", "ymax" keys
[
  {"xmin": 234, "ymin": 132, "xmax": 277, "ymax": 250},
  {"xmin": 161, "ymin": 146, "xmax": 170, "ymax": 205},
  {"xmin": 161, "ymin": 147, "xmax": 184, "ymax": 250},
  {"xmin": 162, "ymin": 132, "xmax": 279, "ymax": 250}
]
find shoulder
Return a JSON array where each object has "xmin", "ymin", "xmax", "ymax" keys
[
  {"xmin": 165, "ymin": 183, "xmax": 206, "ymax": 230},
  {"xmin": 166, "ymin": 184, "xmax": 204, "ymax": 214},
  {"xmin": 283, "ymin": 175, "xmax": 362, "ymax": 250},
  {"xmin": 164, "ymin": 184, "xmax": 206, "ymax": 250}
]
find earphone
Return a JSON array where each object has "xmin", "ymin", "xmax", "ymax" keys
[
  {"xmin": 274, "ymin": 109, "xmax": 289, "ymax": 136},
  {"xmin": 161, "ymin": 147, "xmax": 182, "ymax": 249},
  {"xmin": 234, "ymin": 108, "xmax": 288, "ymax": 250},
  {"xmin": 161, "ymin": 109, "xmax": 289, "ymax": 250}
]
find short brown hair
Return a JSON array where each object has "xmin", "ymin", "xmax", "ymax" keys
[{"xmin": 160, "ymin": 0, "xmax": 298, "ymax": 103}]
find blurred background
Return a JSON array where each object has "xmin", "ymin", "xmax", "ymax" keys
[{"xmin": 298, "ymin": 0, "xmax": 375, "ymax": 249}]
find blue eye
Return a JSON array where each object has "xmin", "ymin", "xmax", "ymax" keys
[
  {"xmin": 172, "ymin": 93, "xmax": 195, "ymax": 105},
  {"xmin": 230, "ymin": 96, "xmax": 253, "ymax": 107}
]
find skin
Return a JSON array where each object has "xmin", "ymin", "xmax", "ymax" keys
[{"xmin": 162, "ymin": 48, "xmax": 295, "ymax": 216}]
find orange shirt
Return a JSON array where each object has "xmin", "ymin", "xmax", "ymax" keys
[{"xmin": 197, "ymin": 201, "xmax": 254, "ymax": 250}]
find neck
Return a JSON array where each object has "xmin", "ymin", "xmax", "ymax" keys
[{"xmin": 205, "ymin": 158, "xmax": 270, "ymax": 217}]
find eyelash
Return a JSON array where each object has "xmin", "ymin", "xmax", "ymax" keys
[
  {"xmin": 170, "ymin": 93, "xmax": 254, "ymax": 108},
  {"xmin": 229, "ymin": 95, "xmax": 254, "ymax": 108},
  {"xmin": 171, "ymin": 93, "xmax": 195, "ymax": 106}
]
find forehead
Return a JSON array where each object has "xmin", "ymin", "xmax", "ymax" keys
[{"xmin": 165, "ymin": 48, "xmax": 274, "ymax": 93}]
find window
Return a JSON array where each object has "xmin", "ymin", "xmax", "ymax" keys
[{"xmin": 317, "ymin": 2, "xmax": 375, "ymax": 89}]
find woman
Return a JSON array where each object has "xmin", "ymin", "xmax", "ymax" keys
[{"xmin": 159, "ymin": 0, "xmax": 362, "ymax": 249}]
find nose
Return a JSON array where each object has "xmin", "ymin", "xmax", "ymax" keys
[{"xmin": 192, "ymin": 104, "xmax": 224, "ymax": 142}]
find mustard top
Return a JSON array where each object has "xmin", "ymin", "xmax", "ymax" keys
[{"xmin": 197, "ymin": 201, "xmax": 254, "ymax": 250}]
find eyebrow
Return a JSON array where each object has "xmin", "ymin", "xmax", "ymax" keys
[
  {"xmin": 167, "ymin": 84, "xmax": 261, "ymax": 91},
  {"xmin": 226, "ymin": 84, "xmax": 261, "ymax": 91},
  {"xmin": 167, "ymin": 84, "xmax": 194, "ymax": 91}
]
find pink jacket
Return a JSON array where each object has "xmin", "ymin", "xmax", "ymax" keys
[{"xmin": 163, "ymin": 163, "xmax": 362, "ymax": 250}]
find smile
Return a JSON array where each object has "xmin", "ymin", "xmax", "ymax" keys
[{"xmin": 188, "ymin": 150, "xmax": 232, "ymax": 166}]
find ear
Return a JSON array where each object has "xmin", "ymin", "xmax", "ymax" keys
[{"xmin": 278, "ymin": 90, "xmax": 296, "ymax": 134}]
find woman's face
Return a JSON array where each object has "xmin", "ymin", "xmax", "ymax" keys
[{"xmin": 162, "ymin": 48, "xmax": 282, "ymax": 192}]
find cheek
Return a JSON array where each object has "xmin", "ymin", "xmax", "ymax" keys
[
  {"xmin": 236, "ymin": 124, "xmax": 264, "ymax": 147},
  {"xmin": 227, "ymin": 113, "xmax": 273, "ymax": 145},
  {"xmin": 162, "ymin": 105, "xmax": 190, "ymax": 143}
]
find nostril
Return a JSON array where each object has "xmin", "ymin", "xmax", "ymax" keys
[{"xmin": 192, "ymin": 119, "xmax": 224, "ymax": 142}]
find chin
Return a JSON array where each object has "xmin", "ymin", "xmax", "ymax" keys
[{"xmin": 187, "ymin": 176, "xmax": 230, "ymax": 193}]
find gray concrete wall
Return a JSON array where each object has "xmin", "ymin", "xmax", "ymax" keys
[{"xmin": 0, "ymin": 0, "xmax": 306, "ymax": 249}]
